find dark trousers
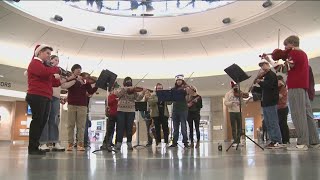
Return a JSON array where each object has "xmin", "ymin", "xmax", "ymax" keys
[
  {"xmin": 153, "ymin": 116, "xmax": 169, "ymax": 143},
  {"xmin": 26, "ymin": 94, "xmax": 51, "ymax": 151},
  {"xmin": 187, "ymin": 111, "xmax": 201, "ymax": 142},
  {"xmin": 116, "ymin": 111, "xmax": 135, "ymax": 143},
  {"xmin": 172, "ymin": 111, "xmax": 188, "ymax": 144},
  {"xmin": 103, "ymin": 115, "xmax": 117, "ymax": 145},
  {"xmin": 278, "ymin": 107, "xmax": 290, "ymax": 144},
  {"xmin": 145, "ymin": 120, "xmax": 153, "ymax": 144},
  {"xmin": 230, "ymin": 112, "xmax": 241, "ymax": 143},
  {"xmin": 84, "ymin": 118, "xmax": 90, "ymax": 145}
]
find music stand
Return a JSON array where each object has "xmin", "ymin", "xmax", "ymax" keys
[
  {"xmin": 134, "ymin": 102, "xmax": 148, "ymax": 149},
  {"xmin": 224, "ymin": 64, "xmax": 264, "ymax": 151},
  {"xmin": 96, "ymin": 69, "xmax": 117, "ymax": 91}
]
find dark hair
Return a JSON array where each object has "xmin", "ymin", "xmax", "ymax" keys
[
  {"xmin": 50, "ymin": 55, "xmax": 58, "ymax": 60},
  {"xmin": 71, "ymin": 64, "xmax": 82, "ymax": 72}
]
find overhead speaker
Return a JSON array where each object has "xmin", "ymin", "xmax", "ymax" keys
[
  {"xmin": 140, "ymin": 29, "xmax": 147, "ymax": 35},
  {"xmin": 181, "ymin": 26, "xmax": 189, "ymax": 32},
  {"xmin": 97, "ymin": 26, "xmax": 105, "ymax": 31},
  {"xmin": 222, "ymin": 18, "xmax": 231, "ymax": 24},
  {"xmin": 262, "ymin": 1, "xmax": 272, "ymax": 8},
  {"xmin": 54, "ymin": 15, "xmax": 63, "ymax": 22}
]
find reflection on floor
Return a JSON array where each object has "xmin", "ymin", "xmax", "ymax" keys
[{"xmin": 0, "ymin": 142, "xmax": 319, "ymax": 180}]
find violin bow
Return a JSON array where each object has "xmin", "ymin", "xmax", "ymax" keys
[
  {"xmin": 89, "ymin": 59, "xmax": 103, "ymax": 76},
  {"xmin": 133, "ymin": 73, "xmax": 149, "ymax": 87},
  {"xmin": 185, "ymin": 72, "xmax": 194, "ymax": 84}
]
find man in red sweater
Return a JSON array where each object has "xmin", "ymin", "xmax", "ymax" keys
[
  {"xmin": 26, "ymin": 44, "xmax": 61, "ymax": 155},
  {"xmin": 61, "ymin": 64, "xmax": 98, "ymax": 151},
  {"xmin": 264, "ymin": 35, "xmax": 320, "ymax": 150}
]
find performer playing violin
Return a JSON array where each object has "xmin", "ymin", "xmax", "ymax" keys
[
  {"xmin": 186, "ymin": 85, "xmax": 203, "ymax": 148},
  {"xmin": 169, "ymin": 74, "xmax": 190, "ymax": 148},
  {"xmin": 224, "ymin": 81, "xmax": 245, "ymax": 147},
  {"xmin": 256, "ymin": 59, "xmax": 282, "ymax": 149},
  {"xmin": 262, "ymin": 35, "xmax": 320, "ymax": 150},
  {"xmin": 114, "ymin": 77, "xmax": 147, "ymax": 151},
  {"xmin": 61, "ymin": 64, "xmax": 98, "ymax": 151},
  {"xmin": 26, "ymin": 45, "xmax": 62, "ymax": 155}
]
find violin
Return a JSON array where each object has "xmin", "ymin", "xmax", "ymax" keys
[
  {"xmin": 127, "ymin": 87, "xmax": 154, "ymax": 94},
  {"xmin": 80, "ymin": 72, "xmax": 97, "ymax": 84},
  {"xmin": 234, "ymin": 90, "xmax": 249, "ymax": 98},
  {"xmin": 259, "ymin": 48, "xmax": 292, "ymax": 61}
]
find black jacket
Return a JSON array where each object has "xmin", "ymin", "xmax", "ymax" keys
[{"xmin": 258, "ymin": 70, "xmax": 279, "ymax": 107}]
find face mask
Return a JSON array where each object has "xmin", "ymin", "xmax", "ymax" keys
[{"xmin": 124, "ymin": 81, "xmax": 132, "ymax": 87}]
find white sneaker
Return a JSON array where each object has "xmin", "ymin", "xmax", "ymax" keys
[
  {"xmin": 52, "ymin": 143, "xmax": 65, "ymax": 152},
  {"xmin": 232, "ymin": 143, "xmax": 238, "ymax": 147},
  {"xmin": 287, "ymin": 145, "xmax": 308, "ymax": 151},
  {"xmin": 39, "ymin": 144, "xmax": 50, "ymax": 152},
  {"xmin": 309, "ymin": 144, "xmax": 320, "ymax": 149}
]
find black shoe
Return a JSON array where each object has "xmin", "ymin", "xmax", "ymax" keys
[
  {"xmin": 184, "ymin": 143, "xmax": 190, "ymax": 148},
  {"xmin": 169, "ymin": 144, "xmax": 177, "ymax": 148},
  {"xmin": 28, "ymin": 149, "xmax": 46, "ymax": 155},
  {"xmin": 110, "ymin": 143, "xmax": 115, "ymax": 147},
  {"xmin": 100, "ymin": 143, "xmax": 108, "ymax": 150},
  {"xmin": 145, "ymin": 143, "xmax": 152, "ymax": 147}
]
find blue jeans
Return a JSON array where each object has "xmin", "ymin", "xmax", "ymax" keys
[
  {"xmin": 172, "ymin": 111, "xmax": 188, "ymax": 144},
  {"xmin": 262, "ymin": 105, "xmax": 282, "ymax": 143},
  {"xmin": 39, "ymin": 96, "xmax": 60, "ymax": 143},
  {"xmin": 116, "ymin": 111, "xmax": 135, "ymax": 143}
]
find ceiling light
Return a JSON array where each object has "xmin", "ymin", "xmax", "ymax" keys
[
  {"xmin": 140, "ymin": 29, "xmax": 147, "ymax": 35},
  {"xmin": 222, "ymin": 18, "xmax": 231, "ymax": 24},
  {"xmin": 181, "ymin": 27, "xmax": 189, "ymax": 32},
  {"xmin": 97, "ymin": 26, "xmax": 105, "ymax": 31},
  {"xmin": 53, "ymin": 15, "xmax": 63, "ymax": 22},
  {"xmin": 262, "ymin": 1, "xmax": 273, "ymax": 8},
  {"xmin": 0, "ymin": 75, "xmax": 4, "ymax": 78},
  {"xmin": 141, "ymin": 80, "xmax": 144, "ymax": 83}
]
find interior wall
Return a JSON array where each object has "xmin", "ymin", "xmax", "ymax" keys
[
  {"xmin": 0, "ymin": 101, "xmax": 14, "ymax": 140},
  {"xmin": 224, "ymin": 100, "xmax": 262, "ymax": 141},
  {"xmin": 11, "ymin": 101, "xmax": 29, "ymax": 141}
]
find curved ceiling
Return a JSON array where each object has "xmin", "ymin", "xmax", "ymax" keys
[{"xmin": 0, "ymin": 1, "xmax": 320, "ymax": 79}]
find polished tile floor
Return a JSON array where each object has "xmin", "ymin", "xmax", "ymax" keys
[{"xmin": 0, "ymin": 141, "xmax": 319, "ymax": 180}]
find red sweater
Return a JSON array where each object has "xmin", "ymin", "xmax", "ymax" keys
[
  {"xmin": 67, "ymin": 81, "xmax": 98, "ymax": 106},
  {"xmin": 107, "ymin": 93, "xmax": 118, "ymax": 117},
  {"xmin": 287, "ymin": 49, "xmax": 309, "ymax": 89},
  {"xmin": 27, "ymin": 58, "xmax": 61, "ymax": 99}
]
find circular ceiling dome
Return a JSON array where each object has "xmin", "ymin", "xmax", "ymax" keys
[{"xmin": 65, "ymin": 0, "xmax": 235, "ymax": 17}]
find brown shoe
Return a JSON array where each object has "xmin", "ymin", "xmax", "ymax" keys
[
  {"xmin": 77, "ymin": 143, "xmax": 85, "ymax": 151},
  {"xmin": 195, "ymin": 141, "xmax": 200, "ymax": 148},
  {"xmin": 66, "ymin": 143, "xmax": 73, "ymax": 151},
  {"xmin": 190, "ymin": 142, "xmax": 194, "ymax": 148}
]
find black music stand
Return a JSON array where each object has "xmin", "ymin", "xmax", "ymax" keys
[
  {"xmin": 134, "ymin": 102, "xmax": 148, "ymax": 149},
  {"xmin": 96, "ymin": 69, "xmax": 117, "ymax": 91},
  {"xmin": 156, "ymin": 90, "xmax": 186, "ymax": 146},
  {"xmin": 224, "ymin": 64, "xmax": 264, "ymax": 151}
]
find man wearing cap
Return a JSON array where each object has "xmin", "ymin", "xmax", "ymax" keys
[
  {"xmin": 255, "ymin": 59, "xmax": 282, "ymax": 149},
  {"xmin": 26, "ymin": 44, "xmax": 61, "ymax": 155},
  {"xmin": 169, "ymin": 74, "xmax": 189, "ymax": 148},
  {"xmin": 224, "ymin": 81, "xmax": 243, "ymax": 147}
]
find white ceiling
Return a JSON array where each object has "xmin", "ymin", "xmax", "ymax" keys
[{"xmin": 0, "ymin": 1, "xmax": 319, "ymax": 79}]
